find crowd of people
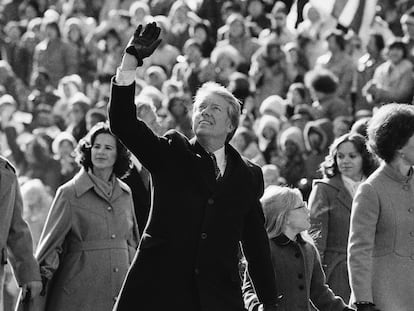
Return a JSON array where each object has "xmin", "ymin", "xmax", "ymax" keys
[{"xmin": 1, "ymin": 0, "xmax": 414, "ymax": 310}]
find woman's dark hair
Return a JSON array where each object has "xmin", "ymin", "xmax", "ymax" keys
[
  {"xmin": 305, "ymin": 69, "xmax": 338, "ymax": 94},
  {"xmin": 387, "ymin": 38, "xmax": 408, "ymax": 59},
  {"xmin": 320, "ymin": 132, "xmax": 377, "ymax": 178},
  {"xmin": 76, "ymin": 122, "xmax": 131, "ymax": 178},
  {"xmin": 367, "ymin": 103, "xmax": 414, "ymax": 163},
  {"xmin": 326, "ymin": 29, "xmax": 346, "ymax": 51}
]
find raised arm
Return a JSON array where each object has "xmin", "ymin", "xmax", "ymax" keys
[{"xmin": 108, "ymin": 23, "xmax": 168, "ymax": 172}]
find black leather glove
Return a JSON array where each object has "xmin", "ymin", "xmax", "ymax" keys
[{"xmin": 125, "ymin": 22, "xmax": 162, "ymax": 66}]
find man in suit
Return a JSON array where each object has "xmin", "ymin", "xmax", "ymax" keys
[
  {"xmin": 0, "ymin": 156, "xmax": 42, "ymax": 311},
  {"xmin": 108, "ymin": 23, "xmax": 279, "ymax": 311}
]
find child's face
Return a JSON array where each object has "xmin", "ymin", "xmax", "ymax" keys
[{"xmin": 286, "ymin": 201, "xmax": 310, "ymax": 233}]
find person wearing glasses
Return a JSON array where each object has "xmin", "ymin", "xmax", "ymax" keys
[
  {"xmin": 308, "ymin": 133, "xmax": 377, "ymax": 303},
  {"xmin": 243, "ymin": 186, "xmax": 352, "ymax": 311}
]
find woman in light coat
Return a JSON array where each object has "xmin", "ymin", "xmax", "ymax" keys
[
  {"xmin": 309, "ymin": 133, "xmax": 377, "ymax": 302},
  {"xmin": 18, "ymin": 122, "xmax": 140, "ymax": 311},
  {"xmin": 348, "ymin": 104, "xmax": 414, "ymax": 311}
]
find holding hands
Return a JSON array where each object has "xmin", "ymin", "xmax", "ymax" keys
[{"xmin": 125, "ymin": 22, "xmax": 162, "ymax": 66}]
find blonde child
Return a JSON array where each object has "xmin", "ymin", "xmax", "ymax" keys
[{"xmin": 243, "ymin": 186, "xmax": 353, "ymax": 311}]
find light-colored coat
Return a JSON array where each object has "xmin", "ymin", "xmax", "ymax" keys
[
  {"xmin": 22, "ymin": 168, "xmax": 139, "ymax": 311},
  {"xmin": 0, "ymin": 156, "xmax": 40, "ymax": 311},
  {"xmin": 348, "ymin": 163, "xmax": 414, "ymax": 311},
  {"xmin": 309, "ymin": 175, "xmax": 352, "ymax": 302}
]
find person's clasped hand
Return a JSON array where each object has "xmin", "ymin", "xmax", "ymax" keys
[
  {"xmin": 21, "ymin": 280, "xmax": 43, "ymax": 302},
  {"xmin": 125, "ymin": 22, "xmax": 162, "ymax": 66}
]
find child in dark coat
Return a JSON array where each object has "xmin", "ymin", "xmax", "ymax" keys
[{"xmin": 243, "ymin": 185, "xmax": 353, "ymax": 311}]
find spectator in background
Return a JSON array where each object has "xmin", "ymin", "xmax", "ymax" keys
[
  {"xmin": 354, "ymin": 32, "xmax": 385, "ymax": 112},
  {"xmin": 348, "ymin": 104, "xmax": 414, "ymax": 311},
  {"xmin": 333, "ymin": 116, "xmax": 353, "ymax": 138},
  {"xmin": 64, "ymin": 93, "xmax": 90, "ymax": 142},
  {"xmin": 164, "ymin": 1, "xmax": 193, "ymax": 52},
  {"xmin": 296, "ymin": 2, "xmax": 329, "ymax": 68},
  {"xmin": 217, "ymin": 13, "xmax": 260, "ymax": 73},
  {"xmin": 315, "ymin": 29, "xmax": 354, "ymax": 108},
  {"xmin": 259, "ymin": 1, "xmax": 296, "ymax": 46},
  {"xmin": 284, "ymin": 41, "xmax": 309, "ymax": 83},
  {"xmin": 6, "ymin": 132, "xmax": 62, "ymax": 193},
  {"xmin": 33, "ymin": 20, "xmax": 78, "ymax": 87},
  {"xmin": 278, "ymin": 126, "xmax": 307, "ymax": 187},
  {"xmin": 63, "ymin": 17, "xmax": 95, "ymax": 85},
  {"xmin": 309, "ymin": 133, "xmax": 377, "ymax": 303},
  {"xmin": 129, "ymin": 1, "xmax": 151, "ymax": 27},
  {"xmin": 303, "ymin": 118, "xmax": 334, "ymax": 181},
  {"xmin": 250, "ymin": 39, "xmax": 291, "ymax": 108},
  {"xmin": 162, "ymin": 92, "xmax": 194, "ymax": 139},
  {"xmin": 400, "ymin": 6, "xmax": 414, "ymax": 64},
  {"xmin": 364, "ymin": 39, "xmax": 414, "ymax": 107},
  {"xmin": 230, "ymin": 126, "xmax": 265, "ymax": 166},
  {"xmin": 245, "ymin": 0, "xmax": 272, "ymax": 38},
  {"xmin": 2, "ymin": 21, "xmax": 31, "ymax": 86},
  {"xmin": 21, "ymin": 178, "xmax": 52, "ymax": 248},
  {"xmin": 190, "ymin": 20, "xmax": 216, "ymax": 58},
  {"xmin": 51, "ymin": 131, "xmax": 79, "ymax": 185},
  {"xmin": 285, "ymin": 82, "xmax": 308, "ymax": 118},
  {"xmin": 306, "ymin": 69, "xmax": 350, "ymax": 121},
  {"xmin": 210, "ymin": 44, "xmax": 241, "ymax": 86}
]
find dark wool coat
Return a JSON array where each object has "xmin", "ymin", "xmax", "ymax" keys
[
  {"xmin": 108, "ymin": 81, "xmax": 277, "ymax": 311},
  {"xmin": 243, "ymin": 234, "xmax": 348, "ymax": 311},
  {"xmin": 309, "ymin": 175, "xmax": 353, "ymax": 302}
]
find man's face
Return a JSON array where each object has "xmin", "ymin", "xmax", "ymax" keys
[{"xmin": 192, "ymin": 93, "xmax": 234, "ymax": 143}]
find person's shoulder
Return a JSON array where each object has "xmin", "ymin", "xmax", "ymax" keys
[{"xmin": 0, "ymin": 156, "xmax": 16, "ymax": 175}]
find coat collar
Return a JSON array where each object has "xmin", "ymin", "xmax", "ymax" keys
[
  {"xmin": 314, "ymin": 175, "xmax": 353, "ymax": 211},
  {"xmin": 382, "ymin": 162, "xmax": 413, "ymax": 184},
  {"xmin": 272, "ymin": 233, "xmax": 306, "ymax": 246},
  {"xmin": 73, "ymin": 168, "xmax": 130, "ymax": 201}
]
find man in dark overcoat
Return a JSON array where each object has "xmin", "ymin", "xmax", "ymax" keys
[{"xmin": 108, "ymin": 23, "xmax": 280, "ymax": 311}]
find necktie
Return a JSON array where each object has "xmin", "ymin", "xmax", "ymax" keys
[{"xmin": 209, "ymin": 152, "xmax": 221, "ymax": 180}]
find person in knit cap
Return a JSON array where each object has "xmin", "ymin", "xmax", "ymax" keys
[
  {"xmin": 278, "ymin": 126, "xmax": 307, "ymax": 187},
  {"xmin": 305, "ymin": 69, "xmax": 350, "ymax": 121},
  {"xmin": 243, "ymin": 185, "xmax": 352, "ymax": 311},
  {"xmin": 230, "ymin": 126, "xmax": 265, "ymax": 166},
  {"xmin": 259, "ymin": 94, "xmax": 287, "ymax": 120},
  {"xmin": 256, "ymin": 114, "xmax": 282, "ymax": 165},
  {"xmin": 303, "ymin": 118, "xmax": 335, "ymax": 181}
]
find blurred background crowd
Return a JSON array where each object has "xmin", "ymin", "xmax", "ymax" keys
[{"xmin": 1, "ymin": 0, "xmax": 414, "ymax": 309}]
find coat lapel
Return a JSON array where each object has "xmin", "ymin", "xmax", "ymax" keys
[{"xmin": 329, "ymin": 175, "xmax": 353, "ymax": 211}]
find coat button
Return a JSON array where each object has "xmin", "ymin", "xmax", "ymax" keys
[
  {"xmin": 410, "ymin": 231, "xmax": 414, "ymax": 237},
  {"xmin": 194, "ymin": 268, "xmax": 200, "ymax": 275},
  {"xmin": 107, "ymin": 206, "xmax": 112, "ymax": 211},
  {"xmin": 111, "ymin": 234, "xmax": 116, "ymax": 239},
  {"xmin": 299, "ymin": 285, "xmax": 304, "ymax": 290},
  {"xmin": 403, "ymin": 184, "xmax": 410, "ymax": 190},
  {"xmin": 409, "ymin": 208, "xmax": 414, "ymax": 213},
  {"xmin": 113, "ymin": 267, "xmax": 119, "ymax": 272},
  {"xmin": 298, "ymin": 273, "xmax": 303, "ymax": 279},
  {"xmin": 295, "ymin": 253, "xmax": 300, "ymax": 258},
  {"xmin": 411, "ymin": 255, "xmax": 414, "ymax": 260},
  {"xmin": 113, "ymin": 296, "xmax": 117, "ymax": 302},
  {"xmin": 201, "ymin": 233, "xmax": 208, "ymax": 239},
  {"xmin": 207, "ymin": 198, "xmax": 214, "ymax": 205}
]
